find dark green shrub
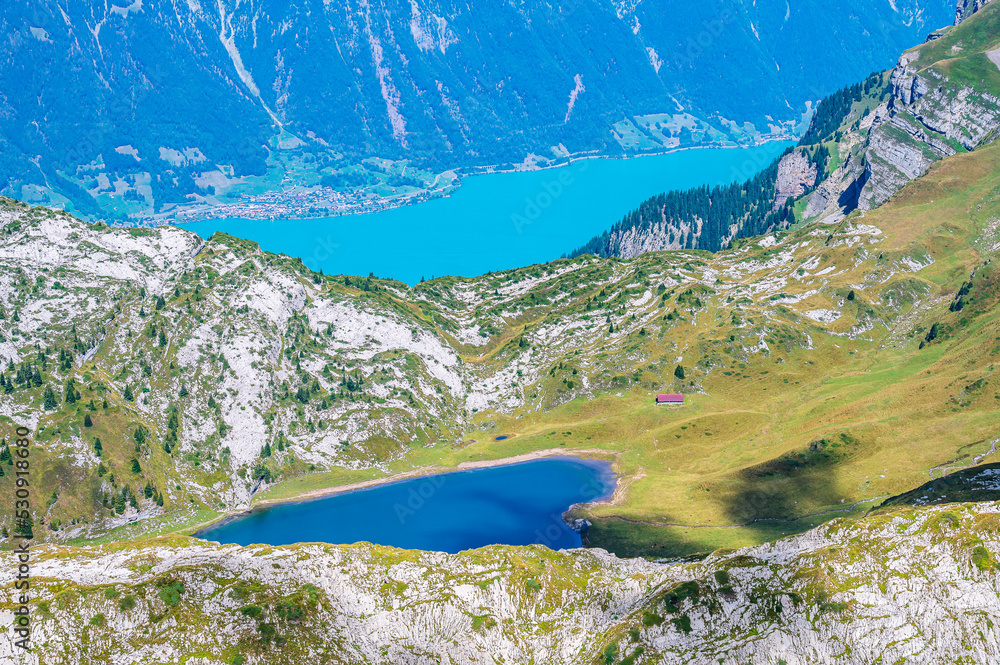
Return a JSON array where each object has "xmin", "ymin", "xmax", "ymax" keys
[
  {"xmin": 641, "ymin": 611, "xmax": 664, "ymax": 626},
  {"xmin": 158, "ymin": 580, "xmax": 185, "ymax": 607},
  {"xmin": 972, "ymin": 545, "xmax": 996, "ymax": 571},
  {"xmin": 240, "ymin": 605, "xmax": 263, "ymax": 619},
  {"xmin": 275, "ymin": 599, "xmax": 305, "ymax": 622}
]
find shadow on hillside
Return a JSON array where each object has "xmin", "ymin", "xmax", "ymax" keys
[
  {"xmin": 585, "ymin": 439, "xmax": 861, "ymax": 560},
  {"xmin": 586, "ymin": 438, "xmax": 999, "ymax": 559},
  {"xmin": 876, "ymin": 462, "xmax": 1000, "ymax": 511},
  {"xmin": 720, "ymin": 433, "xmax": 864, "ymax": 529}
]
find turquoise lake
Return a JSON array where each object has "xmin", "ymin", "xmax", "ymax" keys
[
  {"xmin": 186, "ymin": 143, "xmax": 791, "ymax": 284},
  {"xmin": 196, "ymin": 457, "xmax": 616, "ymax": 553}
]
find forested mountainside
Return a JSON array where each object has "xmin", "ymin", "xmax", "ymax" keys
[
  {"xmin": 570, "ymin": 0, "xmax": 1000, "ymax": 260},
  {"xmin": 0, "ymin": 0, "xmax": 952, "ymax": 222},
  {"xmin": 3, "ymin": 499, "xmax": 999, "ymax": 664}
]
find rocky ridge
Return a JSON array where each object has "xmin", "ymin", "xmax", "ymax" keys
[
  {"xmin": 801, "ymin": 0, "xmax": 1000, "ymax": 217},
  {"xmin": 854, "ymin": 2, "xmax": 1000, "ymax": 209}
]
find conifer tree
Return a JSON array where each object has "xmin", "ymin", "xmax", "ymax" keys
[{"xmin": 43, "ymin": 385, "xmax": 58, "ymax": 409}]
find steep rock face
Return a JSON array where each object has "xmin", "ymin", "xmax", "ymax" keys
[
  {"xmin": 2, "ymin": 501, "xmax": 998, "ymax": 664},
  {"xmin": 956, "ymin": 0, "xmax": 994, "ymax": 23},
  {"xmin": 803, "ymin": 151, "xmax": 861, "ymax": 221},
  {"xmin": 590, "ymin": 214, "xmax": 705, "ymax": 260},
  {"xmin": 773, "ymin": 149, "xmax": 818, "ymax": 210},
  {"xmin": 856, "ymin": 2, "xmax": 1000, "ymax": 209}
]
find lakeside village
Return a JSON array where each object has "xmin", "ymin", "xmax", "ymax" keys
[{"xmin": 149, "ymin": 180, "xmax": 454, "ymax": 227}]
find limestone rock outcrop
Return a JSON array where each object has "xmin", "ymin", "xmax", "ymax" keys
[
  {"xmin": 955, "ymin": 0, "xmax": 993, "ymax": 24},
  {"xmin": 773, "ymin": 150, "xmax": 818, "ymax": 211}
]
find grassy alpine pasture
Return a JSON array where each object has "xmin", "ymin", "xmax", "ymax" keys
[
  {"xmin": 244, "ymin": 142, "xmax": 1000, "ymax": 559},
  {"xmin": 3, "ymin": 142, "xmax": 1000, "ymax": 561},
  {"xmin": 445, "ymin": 144, "xmax": 1000, "ymax": 557}
]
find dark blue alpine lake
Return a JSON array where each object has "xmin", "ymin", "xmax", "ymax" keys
[{"xmin": 196, "ymin": 457, "xmax": 616, "ymax": 553}]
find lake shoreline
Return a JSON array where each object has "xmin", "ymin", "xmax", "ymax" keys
[
  {"xmin": 170, "ymin": 136, "xmax": 795, "ymax": 228},
  {"xmin": 182, "ymin": 140, "xmax": 793, "ymax": 285},
  {"xmin": 462, "ymin": 135, "xmax": 794, "ymax": 176},
  {"xmin": 191, "ymin": 448, "xmax": 620, "ymax": 540}
]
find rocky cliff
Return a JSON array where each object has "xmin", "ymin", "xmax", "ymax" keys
[
  {"xmin": 772, "ymin": 150, "xmax": 819, "ymax": 211},
  {"xmin": 571, "ymin": 0, "xmax": 1000, "ymax": 259},
  {"xmin": 956, "ymin": 0, "xmax": 994, "ymax": 23},
  {"xmin": 855, "ymin": 2, "xmax": 1000, "ymax": 209}
]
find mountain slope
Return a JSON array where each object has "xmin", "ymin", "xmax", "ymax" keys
[
  {"xmin": 570, "ymin": 0, "xmax": 1000, "ymax": 260},
  {"xmin": 855, "ymin": 0, "xmax": 1000, "ymax": 209},
  {"xmin": 1, "ymin": 0, "xmax": 953, "ymax": 221}
]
